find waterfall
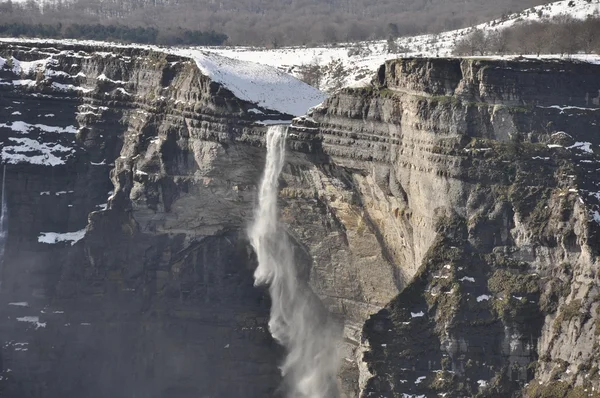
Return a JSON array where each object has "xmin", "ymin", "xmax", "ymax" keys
[{"xmin": 249, "ymin": 125, "xmax": 340, "ymax": 398}]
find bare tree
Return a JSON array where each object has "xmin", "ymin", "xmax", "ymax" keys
[
  {"xmin": 576, "ymin": 16, "xmax": 600, "ymax": 53},
  {"xmin": 487, "ymin": 30, "xmax": 507, "ymax": 54},
  {"xmin": 297, "ymin": 58, "xmax": 323, "ymax": 89},
  {"xmin": 324, "ymin": 59, "xmax": 348, "ymax": 93},
  {"xmin": 453, "ymin": 28, "xmax": 490, "ymax": 56},
  {"xmin": 386, "ymin": 36, "xmax": 399, "ymax": 54}
]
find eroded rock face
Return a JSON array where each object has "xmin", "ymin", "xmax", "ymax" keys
[
  {"xmin": 1, "ymin": 43, "xmax": 600, "ymax": 398},
  {"xmin": 0, "ymin": 42, "xmax": 286, "ymax": 398},
  {"xmin": 289, "ymin": 58, "xmax": 600, "ymax": 397}
]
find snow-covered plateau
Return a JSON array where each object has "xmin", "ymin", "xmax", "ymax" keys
[{"xmin": 1, "ymin": 0, "xmax": 599, "ymax": 100}]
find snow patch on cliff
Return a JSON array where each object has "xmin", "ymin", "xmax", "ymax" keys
[
  {"xmin": 38, "ymin": 229, "xmax": 86, "ymax": 245},
  {"xmin": 2, "ymin": 137, "xmax": 74, "ymax": 166},
  {"xmin": 16, "ymin": 316, "xmax": 46, "ymax": 329},
  {"xmin": 477, "ymin": 295, "xmax": 491, "ymax": 302},
  {"xmin": 8, "ymin": 302, "xmax": 29, "ymax": 307},
  {"xmin": 175, "ymin": 49, "xmax": 326, "ymax": 116},
  {"xmin": 0, "ymin": 121, "xmax": 77, "ymax": 134}
]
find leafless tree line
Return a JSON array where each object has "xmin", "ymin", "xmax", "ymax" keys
[
  {"xmin": 0, "ymin": 0, "xmax": 549, "ymax": 46},
  {"xmin": 453, "ymin": 15, "xmax": 600, "ymax": 56}
]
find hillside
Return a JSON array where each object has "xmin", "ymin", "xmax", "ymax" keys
[
  {"xmin": 0, "ymin": 0, "xmax": 551, "ymax": 46},
  {"xmin": 206, "ymin": 0, "xmax": 600, "ymax": 92}
]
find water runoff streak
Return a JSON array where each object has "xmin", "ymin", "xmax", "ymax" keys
[
  {"xmin": 0, "ymin": 165, "xmax": 7, "ymax": 288},
  {"xmin": 249, "ymin": 125, "xmax": 341, "ymax": 398}
]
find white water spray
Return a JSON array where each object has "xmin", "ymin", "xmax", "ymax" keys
[{"xmin": 249, "ymin": 125, "xmax": 341, "ymax": 398}]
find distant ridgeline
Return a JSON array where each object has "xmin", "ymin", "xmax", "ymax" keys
[{"xmin": 0, "ymin": 23, "xmax": 228, "ymax": 46}]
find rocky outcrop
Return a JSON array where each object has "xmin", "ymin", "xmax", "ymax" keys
[
  {"xmin": 1, "ymin": 41, "xmax": 600, "ymax": 398},
  {"xmin": 289, "ymin": 57, "xmax": 600, "ymax": 397}
]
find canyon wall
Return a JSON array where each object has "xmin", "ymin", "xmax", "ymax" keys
[{"xmin": 1, "ymin": 42, "xmax": 600, "ymax": 398}]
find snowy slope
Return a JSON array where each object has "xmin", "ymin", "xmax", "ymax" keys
[
  {"xmin": 174, "ymin": 49, "xmax": 325, "ymax": 116},
  {"xmin": 205, "ymin": 0, "xmax": 600, "ymax": 91}
]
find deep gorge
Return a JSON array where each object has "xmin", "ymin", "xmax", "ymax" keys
[{"xmin": 0, "ymin": 41, "xmax": 599, "ymax": 398}]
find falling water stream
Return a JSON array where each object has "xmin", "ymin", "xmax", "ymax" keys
[{"xmin": 249, "ymin": 125, "xmax": 341, "ymax": 398}]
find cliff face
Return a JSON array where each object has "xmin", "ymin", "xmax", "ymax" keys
[
  {"xmin": 289, "ymin": 58, "xmax": 600, "ymax": 397},
  {"xmin": 1, "ymin": 41, "xmax": 600, "ymax": 398},
  {"xmin": 0, "ymin": 41, "xmax": 289, "ymax": 398}
]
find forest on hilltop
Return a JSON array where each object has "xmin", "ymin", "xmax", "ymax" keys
[{"xmin": 0, "ymin": 0, "xmax": 550, "ymax": 46}]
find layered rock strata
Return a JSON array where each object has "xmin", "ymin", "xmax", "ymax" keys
[
  {"xmin": 1, "ymin": 42, "xmax": 600, "ymax": 398},
  {"xmin": 289, "ymin": 58, "xmax": 600, "ymax": 397},
  {"xmin": 0, "ymin": 41, "xmax": 289, "ymax": 398}
]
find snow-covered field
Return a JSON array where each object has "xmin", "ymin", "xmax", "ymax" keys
[{"xmin": 206, "ymin": 0, "xmax": 600, "ymax": 91}]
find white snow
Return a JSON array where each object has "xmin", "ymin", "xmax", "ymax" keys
[
  {"xmin": 174, "ymin": 49, "xmax": 326, "ymax": 116},
  {"xmin": 2, "ymin": 137, "xmax": 74, "ymax": 166},
  {"xmin": 8, "ymin": 56, "xmax": 53, "ymax": 75},
  {"xmin": 415, "ymin": 376, "xmax": 426, "ymax": 384},
  {"xmin": 115, "ymin": 87, "xmax": 131, "ymax": 96},
  {"xmin": 11, "ymin": 111, "xmax": 21, "ymax": 115},
  {"xmin": 540, "ymin": 105, "xmax": 600, "ymax": 113},
  {"xmin": 411, "ymin": 311, "xmax": 425, "ymax": 318},
  {"xmin": 0, "ymin": 79, "xmax": 36, "ymax": 87},
  {"xmin": 0, "ymin": 121, "xmax": 77, "ymax": 134},
  {"xmin": 460, "ymin": 276, "xmax": 476, "ymax": 282},
  {"xmin": 16, "ymin": 316, "xmax": 46, "ymax": 329},
  {"xmin": 255, "ymin": 119, "xmax": 293, "ymax": 125},
  {"xmin": 44, "ymin": 69, "xmax": 71, "ymax": 78},
  {"xmin": 37, "ymin": 229, "xmax": 86, "ymax": 245},
  {"xmin": 568, "ymin": 142, "xmax": 593, "ymax": 153},
  {"xmin": 477, "ymin": 295, "xmax": 491, "ymax": 302},
  {"xmin": 592, "ymin": 211, "xmax": 600, "ymax": 224},
  {"xmin": 51, "ymin": 82, "xmax": 93, "ymax": 93},
  {"xmin": 97, "ymin": 73, "xmax": 128, "ymax": 84},
  {"xmin": 552, "ymin": 131, "xmax": 573, "ymax": 139},
  {"xmin": 548, "ymin": 144, "xmax": 564, "ymax": 149},
  {"xmin": 8, "ymin": 302, "xmax": 29, "ymax": 307},
  {"xmin": 478, "ymin": 380, "xmax": 489, "ymax": 388}
]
